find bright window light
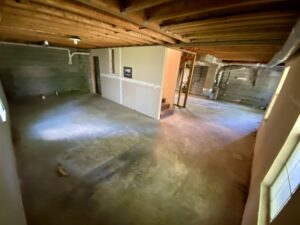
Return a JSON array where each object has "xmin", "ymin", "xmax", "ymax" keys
[
  {"xmin": 0, "ymin": 98, "xmax": 6, "ymax": 122},
  {"xmin": 270, "ymin": 140, "xmax": 300, "ymax": 222},
  {"xmin": 264, "ymin": 66, "xmax": 290, "ymax": 120}
]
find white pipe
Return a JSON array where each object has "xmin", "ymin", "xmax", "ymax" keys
[
  {"xmin": 268, "ymin": 17, "xmax": 300, "ymax": 67},
  {"xmin": 0, "ymin": 41, "xmax": 90, "ymax": 65},
  {"xmin": 69, "ymin": 52, "xmax": 90, "ymax": 64}
]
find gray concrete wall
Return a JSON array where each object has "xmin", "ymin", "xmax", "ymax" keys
[
  {"xmin": 0, "ymin": 81, "xmax": 27, "ymax": 225},
  {"xmin": 0, "ymin": 44, "xmax": 90, "ymax": 99},
  {"xmin": 241, "ymin": 53, "xmax": 300, "ymax": 225},
  {"xmin": 218, "ymin": 66, "xmax": 283, "ymax": 108},
  {"xmin": 203, "ymin": 63, "xmax": 219, "ymax": 90},
  {"xmin": 189, "ymin": 66, "xmax": 208, "ymax": 96}
]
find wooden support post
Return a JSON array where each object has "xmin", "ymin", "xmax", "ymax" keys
[
  {"xmin": 177, "ymin": 61, "xmax": 186, "ymax": 106},
  {"xmin": 183, "ymin": 54, "xmax": 196, "ymax": 108}
]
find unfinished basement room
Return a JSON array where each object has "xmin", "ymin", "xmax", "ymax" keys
[{"xmin": 1, "ymin": 1, "xmax": 300, "ymax": 225}]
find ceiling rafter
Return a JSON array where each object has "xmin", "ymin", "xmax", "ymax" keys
[
  {"xmin": 1, "ymin": 5, "xmax": 150, "ymax": 46},
  {"xmin": 3, "ymin": 0, "xmax": 165, "ymax": 45},
  {"xmin": 0, "ymin": 0, "xmax": 298, "ymax": 62},
  {"xmin": 146, "ymin": 0, "xmax": 290, "ymax": 23},
  {"xmin": 70, "ymin": 0, "xmax": 189, "ymax": 43},
  {"xmin": 161, "ymin": 11, "xmax": 298, "ymax": 31},
  {"xmin": 124, "ymin": 0, "xmax": 172, "ymax": 13},
  {"xmin": 26, "ymin": 0, "xmax": 180, "ymax": 44}
]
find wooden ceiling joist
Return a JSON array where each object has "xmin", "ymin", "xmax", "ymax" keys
[
  {"xmin": 124, "ymin": 0, "xmax": 172, "ymax": 13},
  {"xmin": 3, "ymin": 0, "xmax": 165, "ymax": 46},
  {"xmin": 1, "ymin": 6, "xmax": 144, "ymax": 45},
  {"xmin": 146, "ymin": 0, "xmax": 289, "ymax": 23},
  {"xmin": 1, "ymin": 12, "xmax": 135, "ymax": 46},
  {"xmin": 28, "ymin": 0, "xmax": 180, "ymax": 44},
  {"xmin": 162, "ymin": 11, "xmax": 299, "ymax": 31},
  {"xmin": 64, "ymin": 0, "xmax": 187, "ymax": 43},
  {"xmin": 166, "ymin": 40, "xmax": 285, "ymax": 47},
  {"xmin": 0, "ymin": 0, "xmax": 298, "ymax": 63},
  {"xmin": 0, "ymin": 27, "xmax": 96, "ymax": 48}
]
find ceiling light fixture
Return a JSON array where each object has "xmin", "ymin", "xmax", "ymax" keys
[
  {"xmin": 69, "ymin": 36, "xmax": 81, "ymax": 45},
  {"xmin": 42, "ymin": 40, "xmax": 49, "ymax": 47}
]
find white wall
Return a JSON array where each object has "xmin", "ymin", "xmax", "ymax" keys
[
  {"xmin": 241, "ymin": 52, "xmax": 300, "ymax": 225},
  {"xmin": 91, "ymin": 46, "xmax": 167, "ymax": 119},
  {"xmin": 91, "ymin": 48, "xmax": 111, "ymax": 74},
  {"xmin": 121, "ymin": 46, "xmax": 166, "ymax": 85},
  {"xmin": 0, "ymin": 82, "xmax": 27, "ymax": 225}
]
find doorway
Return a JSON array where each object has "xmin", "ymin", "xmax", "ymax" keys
[{"xmin": 93, "ymin": 56, "xmax": 101, "ymax": 95}]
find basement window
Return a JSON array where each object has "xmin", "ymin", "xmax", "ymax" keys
[
  {"xmin": 0, "ymin": 98, "xmax": 7, "ymax": 122},
  {"xmin": 264, "ymin": 66, "xmax": 290, "ymax": 120},
  {"xmin": 269, "ymin": 140, "xmax": 300, "ymax": 222}
]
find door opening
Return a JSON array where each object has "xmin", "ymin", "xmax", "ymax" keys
[{"xmin": 93, "ymin": 56, "xmax": 101, "ymax": 95}]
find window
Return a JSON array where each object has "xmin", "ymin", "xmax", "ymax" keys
[
  {"xmin": 0, "ymin": 98, "xmax": 6, "ymax": 122},
  {"xmin": 264, "ymin": 66, "xmax": 290, "ymax": 120},
  {"xmin": 269, "ymin": 140, "xmax": 300, "ymax": 222}
]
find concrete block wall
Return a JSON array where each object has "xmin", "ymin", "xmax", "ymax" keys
[
  {"xmin": 218, "ymin": 66, "xmax": 283, "ymax": 108},
  {"xmin": 0, "ymin": 44, "xmax": 90, "ymax": 99},
  {"xmin": 189, "ymin": 66, "xmax": 208, "ymax": 96}
]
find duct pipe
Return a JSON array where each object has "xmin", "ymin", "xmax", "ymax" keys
[
  {"xmin": 268, "ymin": 17, "xmax": 300, "ymax": 67},
  {"xmin": 0, "ymin": 41, "xmax": 90, "ymax": 64}
]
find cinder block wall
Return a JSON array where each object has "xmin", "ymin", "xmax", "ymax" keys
[
  {"xmin": 0, "ymin": 44, "xmax": 90, "ymax": 99},
  {"xmin": 218, "ymin": 66, "xmax": 283, "ymax": 108},
  {"xmin": 189, "ymin": 66, "xmax": 208, "ymax": 96}
]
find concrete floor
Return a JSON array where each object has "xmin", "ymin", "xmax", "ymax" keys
[{"xmin": 10, "ymin": 93, "xmax": 263, "ymax": 225}]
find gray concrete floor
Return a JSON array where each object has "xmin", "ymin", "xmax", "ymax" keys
[{"xmin": 10, "ymin": 93, "xmax": 263, "ymax": 225}]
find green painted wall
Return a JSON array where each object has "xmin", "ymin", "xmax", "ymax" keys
[{"xmin": 0, "ymin": 44, "xmax": 90, "ymax": 99}]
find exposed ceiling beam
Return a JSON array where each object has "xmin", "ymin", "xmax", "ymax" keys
[
  {"xmin": 124, "ymin": 0, "xmax": 172, "ymax": 13},
  {"xmin": 161, "ymin": 11, "xmax": 298, "ymax": 31},
  {"xmin": 147, "ymin": 0, "xmax": 288, "ymax": 23},
  {"xmin": 164, "ymin": 40, "xmax": 285, "ymax": 47},
  {"xmin": 70, "ymin": 0, "xmax": 189, "ymax": 42},
  {"xmin": 2, "ymin": 2, "xmax": 164, "ymax": 45},
  {"xmin": 28, "ymin": 0, "xmax": 182, "ymax": 43}
]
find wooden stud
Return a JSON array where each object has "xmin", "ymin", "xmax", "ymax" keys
[
  {"xmin": 177, "ymin": 61, "xmax": 186, "ymax": 106},
  {"xmin": 183, "ymin": 54, "xmax": 196, "ymax": 108}
]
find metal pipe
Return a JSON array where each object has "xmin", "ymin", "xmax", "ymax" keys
[
  {"xmin": 268, "ymin": 17, "xmax": 300, "ymax": 67},
  {"xmin": 0, "ymin": 41, "xmax": 90, "ymax": 65},
  {"xmin": 69, "ymin": 52, "xmax": 90, "ymax": 64}
]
